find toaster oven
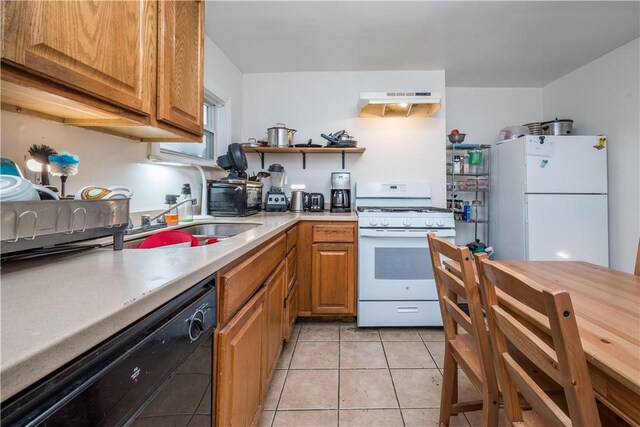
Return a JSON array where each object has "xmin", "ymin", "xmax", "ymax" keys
[{"xmin": 208, "ymin": 180, "xmax": 262, "ymax": 216}]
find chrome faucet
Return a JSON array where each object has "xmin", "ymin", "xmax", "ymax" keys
[{"xmin": 125, "ymin": 198, "xmax": 196, "ymax": 235}]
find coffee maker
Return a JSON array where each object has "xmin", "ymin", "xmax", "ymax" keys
[
  {"xmin": 330, "ymin": 172, "xmax": 351, "ymax": 213},
  {"xmin": 265, "ymin": 163, "xmax": 288, "ymax": 212}
]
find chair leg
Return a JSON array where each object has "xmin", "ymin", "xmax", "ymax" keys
[
  {"xmin": 439, "ymin": 346, "xmax": 457, "ymax": 426},
  {"xmin": 481, "ymin": 388, "xmax": 500, "ymax": 427}
]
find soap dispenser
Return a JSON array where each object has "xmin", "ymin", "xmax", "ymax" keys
[{"xmin": 178, "ymin": 183, "xmax": 194, "ymax": 223}]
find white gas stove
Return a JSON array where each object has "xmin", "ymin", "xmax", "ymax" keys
[{"xmin": 355, "ymin": 182, "xmax": 455, "ymax": 327}]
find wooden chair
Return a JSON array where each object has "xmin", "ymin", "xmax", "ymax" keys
[
  {"xmin": 427, "ymin": 233, "xmax": 500, "ymax": 426},
  {"xmin": 476, "ymin": 256, "xmax": 601, "ymax": 427},
  {"xmin": 634, "ymin": 238, "xmax": 640, "ymax": 276}
]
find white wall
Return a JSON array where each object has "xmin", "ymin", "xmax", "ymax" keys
[
  {"xmin": 543, "ymin": 38, "xmax": 640, "ymax": 273},
  {"xmin": 204, "ymin": 36, "xmax": 243, "ymax": 150},
  {"xmin": 445, "ymin": 87, "xmax": 543, "ymax": 245},
  {"xmin": 1, "ymin": 113, "xmax": 193, "ymax": 212},
  {"xmin": 0, "ymin": 35, "xmax": 242, "ymax": 213},
  {"xmin": 446, "ymin": 87, "xmax": 543, "ymax": 144},
  {"xmin": 242, "ymin": 71, "xmax": 447, "ymax": 206}
]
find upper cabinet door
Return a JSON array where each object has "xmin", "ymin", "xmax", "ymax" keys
[
  {"xmin": 2, "ymin": 0, "xmax": 154, "ymax": 114},
  {"xmin": 157, "ymin": 0, "xmax": 204, "ymax": 136}
]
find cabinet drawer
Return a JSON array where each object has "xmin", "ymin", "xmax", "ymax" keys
[
  {"xmin": 286, "ymin": 226, "xmax": 298, "ymax": 253},
  {"xmin": 218, "ymin": 234, "xmax": 286, "ymax": 325},
  {"xmin": 286, "ymin": 247, "xmax": 297, "ymax": 293},
  {"xmin": 312, "ymin": 224, "xmax": 355, "ymax": 243}
]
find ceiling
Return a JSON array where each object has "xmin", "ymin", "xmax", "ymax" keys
[{"xmin": 205, "ymin": 1, "xmax": 639, "ymax": 87}]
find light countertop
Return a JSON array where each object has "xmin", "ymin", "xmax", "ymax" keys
[{"xmin": 0, "ymin": 211, "xmax": 357, "ymax": 402}]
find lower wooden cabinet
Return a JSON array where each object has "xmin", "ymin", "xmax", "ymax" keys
[
  {"xmin": 297, "ymin": 221, "xmax": 357, "ymax": 316},
  {"xmin": 265, "ymin": 260, "xmax": 286, "ymax": 380},
  {"xmin": 311, "ymin": 243, "xmax": 356, "ymax": 314},
  {"xmin": 216, "ymin": 287, "xmax": 267, "ymax": 427},
  {"xmin": 215, "ymin": 222, "xmax": 355, "ymax": 426}
]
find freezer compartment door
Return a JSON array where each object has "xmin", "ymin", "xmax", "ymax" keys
[
  {"xmin": 525, "ymin": 136, "xmax": 607, "ymax": 194},
  {"xmin": 526, "ymin": 194, "xmax": 609, "ymax": 266}
]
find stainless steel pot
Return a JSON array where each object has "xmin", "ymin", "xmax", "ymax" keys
[
  {"xmin": 541, "ymin": 118, "xmax": 573, "ymax": 136},
  {"xmin": 266, "ymin": 123, "xmax": 296, "ymax": 147}
]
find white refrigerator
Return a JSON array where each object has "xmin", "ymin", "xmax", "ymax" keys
[{"xmin": 490, "ymin": 135, "xmax": 609, "ymax": 266}]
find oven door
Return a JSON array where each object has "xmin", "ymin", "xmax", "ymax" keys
[{"xmin": 358, "ymin": 228, "xmax": 452, "ymax": 301}]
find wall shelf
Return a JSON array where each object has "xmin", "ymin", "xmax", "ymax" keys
[{"xmin": 243, "ymin": 146, "xmax": 365, "ymax": 169}]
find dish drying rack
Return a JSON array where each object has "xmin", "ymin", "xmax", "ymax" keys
[{"xmin": 1, "ymin": 199, "xmax": 130, "ymax": 256}]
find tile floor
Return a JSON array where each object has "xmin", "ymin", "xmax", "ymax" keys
[{"xmin": 258, "ymin": 321, "xmax": 494, "ymax": 427}]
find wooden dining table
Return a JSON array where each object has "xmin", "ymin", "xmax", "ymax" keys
[{"xmin": 443, "ymin": 260, "xmax": 640, "ymax": 426}]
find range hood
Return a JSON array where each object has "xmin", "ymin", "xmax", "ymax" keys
[{"xmin": 359, "ymin": 91, "xmax": 441, "ymax": 118}]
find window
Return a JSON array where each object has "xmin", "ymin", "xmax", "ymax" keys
[
  {"xmin": 152, "ymin": 90, "xmax": 223, "ymax": 164},
  {"xmin": 202, "ymin": 101, "xmax": 216, "ymax": 158}
]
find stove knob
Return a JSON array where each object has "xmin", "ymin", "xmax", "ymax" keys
[
  {"xmin": 425, "ymin": 219, "xmax": 434, "ymax": 227},
  {"xmin": 380, "ymin": 219, "xmax": 389, "ymax": 227},
  {"xmin": 369, "ymin": 219, "xmax": 378, "ymax": 226},
  {"xmin": 436, "ymin": 219, "xmax": 445, "ymax": 227},
  {"xmin": 403, "ymin": 219, "xmax": 411, "ymax": 227}
]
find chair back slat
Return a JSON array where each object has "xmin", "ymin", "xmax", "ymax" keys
[
  {"xmin": 444, "ymin": 297, "xmax": 474, "ymax": 334},
  {"xmin": 480, "ymin": 260, "xmax": 547, "ymax": 314},
  {"xmin": 503, "ymin": 354, "xmax": 572, "ymax": 427},
  {"xmin": 437, "ymin": 267, "xmax": 468, "ymax": 301},
  {"xmin": 477, "ymin": 258, "xmax": 601, "ymax": 427},
  {"xmin": 429, "ymin": 234, "xmax": 469, "ymax": 262},
  {"xmin": 493, "ymin": 306, "xmax": 562, "ymax": 385}
]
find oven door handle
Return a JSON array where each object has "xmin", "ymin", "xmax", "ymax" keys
[{"xmin": 359, "ymin": 229, "xmax": 442, "ymax": 238}]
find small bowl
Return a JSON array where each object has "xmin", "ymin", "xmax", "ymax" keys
[{"xmin": 447, "ymin": 133, "xmax": 466, "ymax": 143}]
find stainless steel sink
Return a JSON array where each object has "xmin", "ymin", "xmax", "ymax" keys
[
  {"xmin": 123, "ymin": 222, "xmax": 261, "ymax": 249},
  {"xmin": 177, "ymin": 223, "xmax": 260, "ymax": 238}
]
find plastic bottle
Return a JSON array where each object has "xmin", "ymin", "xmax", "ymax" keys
[
  {"xmin": 178, "ymin": 184, "xmax": 194, "ymax": 223},
  {"xmin": 164, "ymin": 194, "xmax": 179, "ymax": 225},
  {"xmin": 463, "ymin": 201, "xmax": 472, "ymax": 222}
]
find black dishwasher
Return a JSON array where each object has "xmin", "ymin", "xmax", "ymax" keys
[{"xmin": 1, "ymin": 275, "xmax": 217, "ymax": 427}]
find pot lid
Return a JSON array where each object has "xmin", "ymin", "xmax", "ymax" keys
[{"xmin": 541, "ymin": 118, "xmax": 573, "ymax": 124}]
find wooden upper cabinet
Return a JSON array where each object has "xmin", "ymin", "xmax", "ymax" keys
[
  {"xmin": 2, "ymin": 0, "xmax": 154, "ymax": 114},
  {"xmin": 157, "ymin": 0, "xmax": 204, "ymax": 136}
]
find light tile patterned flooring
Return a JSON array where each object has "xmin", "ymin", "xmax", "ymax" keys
[{"xmin": 258, "ymin": 321, "xmax": 493, "ymax": 427}]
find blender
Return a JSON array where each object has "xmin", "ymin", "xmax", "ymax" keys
[{"xmin": 265, "ymin": 163, "xmax": 288, "ymax": 212}]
